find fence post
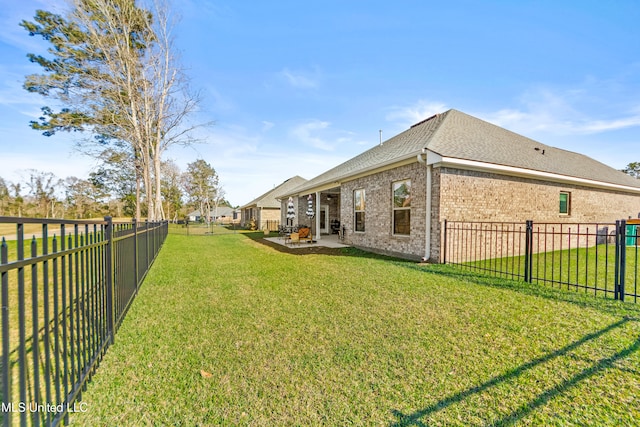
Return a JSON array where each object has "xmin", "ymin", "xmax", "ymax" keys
[
  {"xmin": 1, "ymin": 238, "xmax": 10, "ymax": 427},
  {"xmin": 104, "ymin": 216, "xmax": 115, "ymax": 344},
  {"xmin": 442, "ymin": 220, "xmax": 448, "ymax": 264},
  {"xmin": 524, "ymin": 220, "xmax": 533, "ymax": 283},
  {"xmin": 145, "ymin": 219, "xmax": 150, "ymax": 270},
  {"xmin": 615, "ymin": 220, "xmax": 626, "ymax": 301},
  {"xmin": 133, "ymin": 218, "xmax": 139, "ymax": 292}
]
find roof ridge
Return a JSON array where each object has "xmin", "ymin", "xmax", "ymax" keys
[
  {"xmin": 240, "ymin": 175, "xmax": 308, "ymax": 208},
  {"xmin": 420, "ymin": 109, "xmax": 453, "ymax": 154}
]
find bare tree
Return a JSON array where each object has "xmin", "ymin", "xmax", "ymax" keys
[
  {"xmin": 22, "ymin": 0, "xmax": 208, "ymax": 220},
  {"xmin": 26, "ymin": 170, "xmax": 60, "ymax": 218}
]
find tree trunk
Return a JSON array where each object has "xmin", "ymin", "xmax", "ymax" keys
[{"xmin": 153, "ymin": 151, "xmax": 164, "ymax": 220}]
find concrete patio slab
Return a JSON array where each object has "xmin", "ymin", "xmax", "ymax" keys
[{"xmin": 264, "ymin": 234, "xmax": 350, "ymax": 249}]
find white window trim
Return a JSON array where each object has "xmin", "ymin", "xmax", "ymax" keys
[{"xmin": 559, "ymin": 191, "xmax": 571, "ymax": 216}]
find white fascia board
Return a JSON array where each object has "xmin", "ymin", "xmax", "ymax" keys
[
  {"xmin": 432, "ymin": 156, "xmax": 640, "ymax": 194},
  {"xmin": 289, "ymin": 181, "xmax": 343, "ymax": 197}
]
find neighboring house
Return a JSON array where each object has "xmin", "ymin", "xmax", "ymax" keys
[
  {"xmin": 240, "ymin": 176, "xmax": 308, "ymax": 230},
  {"xmin": 187, "ymin": 206, "xmax": 240, "ymax": 223},
  {"xmin": 281, "ymin": 109, "xmax": 640, "ymax": 261}
]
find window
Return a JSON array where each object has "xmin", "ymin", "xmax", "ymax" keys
[
  {"xmin": 354, "ymin": 189, "xmax": 365, "ymax": 232},
  {"xmin": 393, "ymin": 180, "xmax": 411, "ymax": 235},
  {"xmin": 559, "ymin": 192, "xmax": 570, "ymax": 215}
]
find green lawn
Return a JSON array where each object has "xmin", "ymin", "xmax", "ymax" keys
[
  {"xmin": 462, "ymin": 244, "xmax": 640, "ymax": 302},
  {"xmin": 167, "ymin": 222, "xmax": 242, "ymax": 236},
  {"xmin": 69, "ymin": 233, "xmax": 640, "ymax": 426}
]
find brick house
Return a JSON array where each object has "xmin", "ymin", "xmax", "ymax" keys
[
  {"xmin": 281, "ymin": 109, "xmax": 640, "ymax": 261},
  {"xmin": 240, "ymin": 176, "xmax": 307, "ymax": 230},
  {"xmin": 187, "ymin": 206, "xmax": 239, "ymax": 223}
]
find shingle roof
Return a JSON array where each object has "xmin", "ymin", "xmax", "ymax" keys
[
  {"xmin": 428, "ymin": 110, "xmax": 640, "ymax": 189},
  {"xmin": 240, "ymin": 175, "xmax": 308, "ymax": 209},
  {"xmin": 286, "ymin": 109, "xmax": 640, "ymax": 194}
]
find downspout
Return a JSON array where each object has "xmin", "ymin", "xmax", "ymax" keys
[
  {"xmin": 425, "ymin": 164, "xmax": 432, "ymax": 262},
  {"xmin": 417, "ymin": 149, "xmax": 431, "ymax": 262},
  {"xmin": 315, "ymin": 191, "xmax": 321, "ymax": 240}
]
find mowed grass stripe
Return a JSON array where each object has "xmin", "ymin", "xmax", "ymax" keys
[{"xmin": 70, "ymin": 233, "xmax": 640, "ymax": 426}]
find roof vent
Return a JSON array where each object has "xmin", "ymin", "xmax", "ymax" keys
[{"xmin": 534, "ymin": 147, "xmax": 545, "ymax": 155}]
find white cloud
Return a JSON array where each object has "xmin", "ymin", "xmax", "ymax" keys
[
  {"xmin": 480, "ymin": 87, "xmax": 640, "ymax": 136},
  {"xmin": 385, "ymin": 100, "xmax": 448, "ymax": 127},
  {"xmin": 279, "ymin": 68, "xmax": 320, "ymax": 89},
  {"xmin": 386, "ymin": 87, "xmax": 640, "ymax": 139},
  {"xmin": 261, "ymin": 121, "xmax": 274, "ymax": 132},
  {"xmin": 290, "ymin": 120, "xmax": 334, "ymax": 151},
  {"xmin": 0, "ymin": 67, "xmax": 46, "ymax": 110},
  {"xmin": 166, "ymin": 121, "xmax": 349, "ymax": 206},
  {"xmin": 204, "ymin": 85, "xmax": 236, "ymax": 112},
  {"xmin": 0, "ymin": 0, "xmax": 69, "ymax": 53},
  {"xmin": 580, "ymin": 115, "xmax": 640, "ymax": 133}
]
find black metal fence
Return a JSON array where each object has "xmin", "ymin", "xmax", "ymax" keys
[
  {"xmin": 0, "ymin": 216, "xmax": 168, "ymax": 426},
  {"xmin": 443, "ymin": 219, "xmax": 639, "ymax": 303}
]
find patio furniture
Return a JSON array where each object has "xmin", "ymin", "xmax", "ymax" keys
[
  {"xmin": 298, "ymin": 227, "xmax": 313, "ymax": 243},
  {"xmin": 288, "ymin": 232, "xmax": 300, "ymax": 245},
  {"xmin": 280, "ymin": 225, "xmax": 297, "ymax": 241}
]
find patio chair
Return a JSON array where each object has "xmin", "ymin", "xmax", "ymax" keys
[
  {"xmin": 298, "ymin": 227, "xmax": 313, "ymax": 243},
  {"xmin": 288, "ymin": 232, "xmax": 300, "ymax": 245}
]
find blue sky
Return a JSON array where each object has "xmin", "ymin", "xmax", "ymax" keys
[{"xmin": 1, "ymin": 0, "xmax": 639, "ymax": 206}]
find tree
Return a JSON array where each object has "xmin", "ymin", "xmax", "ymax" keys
[
  {"xmin": 160, "ymin": 159, "xmax": 184, "ymax": 222},
  {"xmin": 8, "ymin": 183, "xmax": 24, "ymax": 217},
  {"xmin": 210, "ymin": 181, "xmax": 226, "ymax": 221},
  {"xmin": 90, "ymin": 147, "xmax": 138, "ymax": 217},
  {"xmin": 26, "ymin": 170, "xmax": 60, "ymax": 218},
  {"xmin": 183, "ymin": 159, "xmax": 219, "ymax": 223},
  {"xmin": 0, "ymin": 177, "xmax": 10, "ymax": 216},
  {"xmin": 64, "ymin": 176, "xmax": 109, "ymax": 218},
  {"xmin": 21, "ymin": 0, "xmax": 206, "ymax": 220},
  {"xmin": 622, "ymin": 162, "xmax": 640, "ymax": 179}
]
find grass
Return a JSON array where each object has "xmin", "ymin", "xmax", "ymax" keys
[
  {"xmin": 1, "ymin": 221, "xmax": 159, "ymax": 426},
  {"xmin": 0, "ymin": 223, "xmax": 43, "ymax": 239},
  {"xmin": 0, "ymin": 218, "xmax": 132, "ymax": 241},
  {"xmin": 167, "ymin": 222, "xmax": 242, "ymax": 236},
  {"xmin": 67, "ymin": 233, "xmax": 640, "ymax": 426},
  {"xmin": 460, "ymin": 244, "xmax": 640, "ymax": 303},
  {"xmin": 1, "ymin": 227, "xmax": 116, "ymax": 427}
]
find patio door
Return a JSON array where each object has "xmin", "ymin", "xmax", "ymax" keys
[{"xmin": 320, "ymin": 205, "xmax": 329, "ymax": 234}]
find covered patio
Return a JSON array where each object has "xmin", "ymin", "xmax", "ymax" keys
[{"xmin": 280, "ymin": 186, "xmax": 343, "ymax": 241}]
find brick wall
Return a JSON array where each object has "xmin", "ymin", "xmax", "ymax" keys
[
  {"xmin": 435, "ymin": 167, "xmax": 640, "ymax": 223},
  {"xmin": 434, "ymin": 167, "xmax": 640, "ymax": 262},
  {"xmin": 284, "ymin": 164, "xmax": 640, "ymax": 263},
  {"xmin": 340, "ymin": 163, "xmax": 428, "ymax": 260}
]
